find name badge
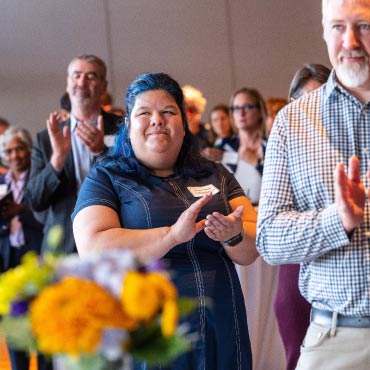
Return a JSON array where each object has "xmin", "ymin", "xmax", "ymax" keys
[
  {"xmin": 104, "ymin": 135, "xmax": 116, "ymax": 147},
  {"xmin": 187, "ymin": 184, "xmax": 220, "ymax": 197}
]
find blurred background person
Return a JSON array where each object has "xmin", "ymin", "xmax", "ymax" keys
[
  {"xmin": 182, "ymin": 84, "xmax": 214, "ymax": 149},
  {"xmin": 0, "ymin": 117, "xmax": 10, "ymax": 175},
  {"xmin": 265, "ymin": 97, "xmax": 288, "ymax": 137},
  {"xmin": 223, "ymin": 87, "xmax": 267, "ymax": 206},
  {"xmin": 25, "ymin": 54, "xmax": 120, "ymax": 255},
  {"xmin": 59, "ymin": 92, "xmax": 71, "ymax": 121},
  {"xmin": 0, "ymin": 117, "xmax": 10, "ymax": 134},
  {"xmin": 101, "ymin": 91, "xmax": 125, "ymax": 117},
  {"xmin": 110, "ymin": 106, "xmax": 125, "ymax": 117},
  {"xmin": 288, "ymin": 63, "xmax": 331, "ymax": 101},
  {"xmin": 274, "ymin": 62, "xmax": 331, "ymax": 370},
  {"xmin": 101, "ymin": 91, "xmax": 113, "ymax": 112},
  {"xmin": 0, "ymin": 127, "xmax": 51, "ymax": 370},
  {"xmin": 225, "ymin": 86, "xmax": 286, "ymax": 370},
  {"xmin": 202, "ymin": 104, "xmax": 238, "ymax": 162}
]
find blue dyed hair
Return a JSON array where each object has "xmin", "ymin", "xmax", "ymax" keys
[{"xmin": 104, "ymin": 72, "xmax": 214, "ymax": 180}]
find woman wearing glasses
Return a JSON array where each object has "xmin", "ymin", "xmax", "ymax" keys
[
  {"xmin": 222, "ymin": 87, "xmax": 267, "ymax": 206},
  {"xmin": 224, "ymin": 87, "xmax": 286, "ymax": 370},
  {"xmin": 0, "ymin": 127, "xmax": 51, "ymax": 370}
]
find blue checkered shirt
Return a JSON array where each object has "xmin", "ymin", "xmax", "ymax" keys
[{"xmin": 257, "ymin": 70, "xmax": 370, "ymax": 315}]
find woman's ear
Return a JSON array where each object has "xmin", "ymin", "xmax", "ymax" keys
[{"xmin": 125, "ymin": 117, "xmax": 129, "ymax": 126}]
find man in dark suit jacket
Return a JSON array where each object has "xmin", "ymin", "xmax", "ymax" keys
[{"xmin": 25, "ymin": 54, "xmax": 120, "ymax": 254}]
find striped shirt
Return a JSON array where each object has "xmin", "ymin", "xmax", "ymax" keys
[{"xmin": 257, "ymin": 70, "xmax": 370, "ymax": 316}]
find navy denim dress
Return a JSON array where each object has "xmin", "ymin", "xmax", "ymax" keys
[{"xmin": 73, "ymin": 162, "xmax": 252, "ymax": 370}]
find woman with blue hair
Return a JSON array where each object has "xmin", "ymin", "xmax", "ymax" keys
[{"xmin": 72, "ymin": 72, "xmax": 258, "ymax": 369}]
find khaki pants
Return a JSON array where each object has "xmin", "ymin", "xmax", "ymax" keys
[{"xmin": 296, "ymin": 322, "xmax": 370, "ymax": 370}]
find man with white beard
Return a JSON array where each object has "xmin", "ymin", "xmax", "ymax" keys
[{"xmin": 256, "ymin": 0, "xmax": 370, "ymax": 369}]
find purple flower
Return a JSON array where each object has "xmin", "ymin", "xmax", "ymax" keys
[
  {"xmin": 10, "ymin": 300, "xmax": 29, "ymax": 317},
  {"xmin": 139, "ymin": 259, "xmax": 166, "ymax": 273}
]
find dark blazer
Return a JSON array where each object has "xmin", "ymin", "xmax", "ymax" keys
[
  {"xmin": 0, "ymin": 174, "xmax": 43, "ymax": 272},
  {"xmin": 24, "ymin": 111, "xmax": 120, "ymax": 254}
]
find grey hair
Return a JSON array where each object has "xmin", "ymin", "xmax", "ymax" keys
[
  {"xmin": 67, "ymin": 54, "xmax": 107, "ymax": 80},
  {"xmin": 322, "ymin": 0, "xmax": 348, "ymax": 21},
  {"xmin": 0, "ymin": 127, "xmax": 32, "ymax": 161}
]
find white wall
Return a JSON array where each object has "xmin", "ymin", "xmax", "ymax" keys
[{"xmin": 0, "ymin": 0, "xmax": 329, "ymax": 137}]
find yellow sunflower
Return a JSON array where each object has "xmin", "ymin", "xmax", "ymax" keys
[
  {"xmin": 120, "ymin": 271, "xmax": 162, "ymax": 321},
  {"xmin": 146, "ymin": 272, "xmax": 178, "ymax": 302},
  {"xmin": 161, "ymin": 300, "xmax": 179, "ymax": 337},
  {"xmin": 30, "ymin": 277, "xmax": 136, "ymax": 355}
]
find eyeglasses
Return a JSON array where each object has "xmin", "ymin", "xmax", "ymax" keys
[
  {"xmin": 229, "ymin": 104, "xmax": 259, "ymax": 113},
  {"xmin": 3, "ymin": 146, "xmax": 27, "ymax": 156}
]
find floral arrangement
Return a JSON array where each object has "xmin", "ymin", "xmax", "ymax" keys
[{"xmin": 0, "ymin": 229, "xmax": 195, "ymax": 370}]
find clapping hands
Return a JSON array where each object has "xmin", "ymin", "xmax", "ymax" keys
[{"xmin": 335, "ymin": 156, "xmax": 368, "ymax": 233}]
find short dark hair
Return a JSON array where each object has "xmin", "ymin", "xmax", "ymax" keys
[
  {"xmin": 0, "ymin": 117, "xmax": 10, "ymax": 129},
  {"xmin": 105, "ymin": 72, "xmax": 214, "ymax": 180},
  {"xmin": 210, "ymin": 104, "xmax": 229, "ymax": 117},
  {"xmin": 209, "ymin": 104, "xmax": 236, "ymax": 136},
  {"xmin": 60, "ymin": 92, "xmax": 71, "ymax": 112},
  {"xmin": 288, "ymin": 63, "xmax": 331, "ymax": 100}
]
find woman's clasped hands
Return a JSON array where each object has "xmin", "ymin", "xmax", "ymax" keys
[{"xmin": 168, "ymin": 193, "xmax": 243, "ymax": 245}]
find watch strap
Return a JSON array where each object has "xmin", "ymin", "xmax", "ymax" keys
[{"xmin": 221, "ymin": 232, "xmax": 243, "ymax": 247}]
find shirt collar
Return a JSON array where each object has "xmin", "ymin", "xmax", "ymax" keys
[
  {"xmin": 323, "ymin": 69, "xmax": 337, "ymax": 103},
  {"xmin": 70, "ymin": 113, "xmax": 100, "ymax": 132},
  {"xmin": 324, "ymin": 69, "xmax": 368, "ymax": 108},
  {"xmin": 70, "ymin": 114, "xmax": 79, "ymax": 132},
  {"xmin": 4, "ymin": 169, "xmax": 29, "ymax": 184}
]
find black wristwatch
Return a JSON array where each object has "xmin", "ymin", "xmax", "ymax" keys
[{"xmin": 221, "ymin": 232, "xmax": 243, "ymax": 247}]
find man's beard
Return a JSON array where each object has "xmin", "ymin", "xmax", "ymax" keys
[
  {"xmin": 337, "ymin": 50, "xmax": 370, "ymax": 89},
  {"xmin": 73, "ymin": 89, "xmax": 92, "ymax": 107},
  {"xmin": 75, "ymin": 96, "xmax": 91, "ymax": 107}
]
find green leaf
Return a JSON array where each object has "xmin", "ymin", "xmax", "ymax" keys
[
  {"xmin": 177, "ymin": 297, "xmax": 198, "ymax": 316},
  {"xmin": 46, "ymin": 225, "xmax": 64, "ymax": 253},
  {"xmin": 130, "ymin": 321, "xmax": 161, "ymax": 348},
  {"xmin": 131, "ymin": 333, "xmax": 190, "ymax": 366},
  {"xmin": 55, "ymin": 354, "xmax": 126, "ymax": 370},
  {"xmin": 177, "ymin": 297, "xmax": 212, "ymax": 316},
  {"xmin": 0, "ymin": 315, "xmax": 37, "ymax": 352}
]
